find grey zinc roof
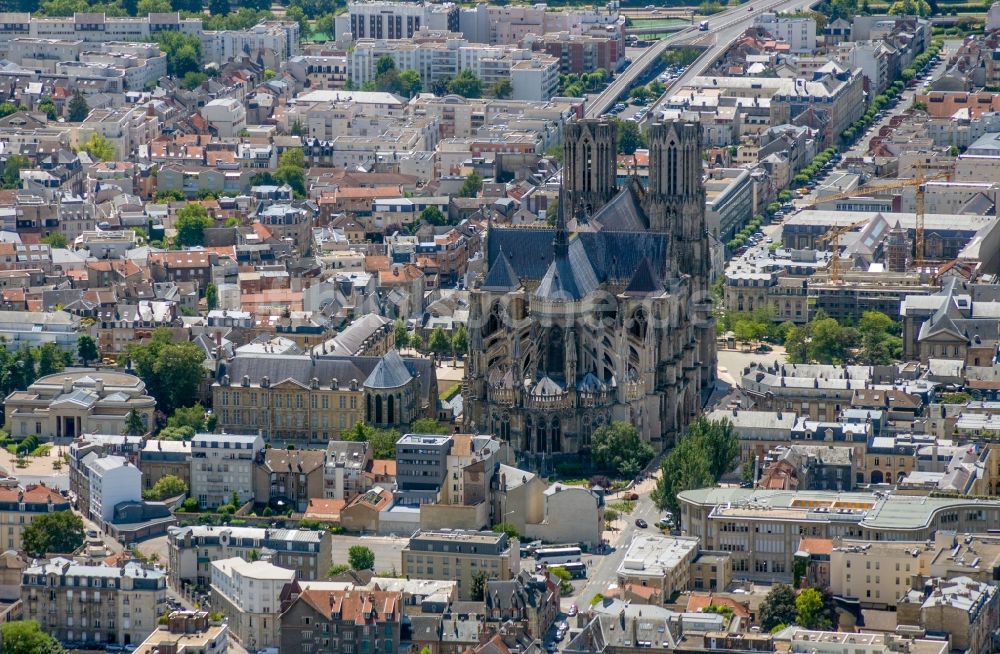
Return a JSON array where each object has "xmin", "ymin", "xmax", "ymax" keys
[
  {"xmin": 488, "ymin": 227, "xmax": 669, "ymax": 284},
  {"xmin": 534, "ymin": 238, "xmax": 599, "ymax": 301},
  {"xmin": 364, "ymin": 350, "xmax": 414, "ymax": 389},
  {"xmin": 481, "ymin": 248, "xmax": 520, "ymax": 292}
]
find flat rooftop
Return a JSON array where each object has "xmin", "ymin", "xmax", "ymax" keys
[{"xmin": 618, "ymin": 534, "xmax": 700, "ymax": 578}]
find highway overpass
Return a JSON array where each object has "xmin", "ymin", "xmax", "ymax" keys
[{"xmin": 585, "ymin": 0, "xmax": 817, "ymax": 119}]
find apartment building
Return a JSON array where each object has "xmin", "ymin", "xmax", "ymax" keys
[
  {"xmin": 138, "ymin": 439, "xmax": 191, "ymax": 495},
  {"xmin": 0, "ymin": 481, "xmax": 72, "ymax": 552},
  {"xmin": 752, "ymin": 13, "xmax": 817, "ymax": 53},
  {"xmin": 679, "ymin": 487, "xmax": 1000, "ymax": 583},
  {"xmin": 616, "ymin": 534, "xmax": 700, "ymax": 603},
  {"xmin": 77, "ymin": 105, "xmax": 160, "ymax": 161},
  {"xmin": 279, "ymin": 588, "xmax": 402, "ymax": 654},
  {"xmin": 395, "ymin": 434, "xmax": 452, "ymax": 505},
  {"xmin": 325, "ymin": 440, "xmax": 373, "ymax": 501},
  {"xmin": 84, "ymin": 455, "xmax": 142, "ymax": 526},
  {"xmin": 167, "ymin": 525, "xmax": 331, "ymax": 589},
  {"xmin": 898, "ymin": 576, "xmax": 1000, "ymax": 654},
  {"xmin": 338, "ymin": 2, "xmax": 459, "ymax": 40},
  {"xmin": 210, "ymin": 557, "xmax": 295, "ymax": 650},
  {"xmin": 0, "ymin": 12, "xmax": 202, "ymax": 45},
  {"xmin": 402, "ymin": 530, "xmax": 519, "ymax": 600},
  {"xmin": 21, "ymin": 557, "xmax": 167, "ymax": 648},
  {"xmin": 537, "ymin": 32, "xmax": 622, "ymax": 75},
  {"xmin": 134, "ymin": 610, "xmax": 229, "ymax": 654},
  {"xmin": 201, "ymin": 21, "xmax": 300, "ymax": 67},
  {"xmin": 252, "ymin": 448, "xmax": 325, "ymax": 512},
  {"xmin": 189, "ymin": 433, "xmax": 264, "ymax": 510}
]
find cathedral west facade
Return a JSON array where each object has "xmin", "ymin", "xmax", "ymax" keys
[{"xmin": 463, "ymin": 118, "xmax": 717, "ymax": 469}]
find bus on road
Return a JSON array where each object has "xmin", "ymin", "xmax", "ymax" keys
[
  {"xmin": 560, "ymin": 562, "xmax": 588, "ymax": 579},
  {"xmin": 535, "ymin": 546, "xmax": 583, "ymax": 566}
]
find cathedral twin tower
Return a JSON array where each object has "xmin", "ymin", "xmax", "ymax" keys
[{"xmin": 465, "ymin": 117, "xmax": 716, "ymax": 469}]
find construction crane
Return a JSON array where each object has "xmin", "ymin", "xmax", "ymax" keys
[
  {"xmin": 815, "ymin": 219, "xmax": 871, "ymax": 284},
  {"xmin": 805, "ymin": 168, "xmax": 952, "ymax": 274}
]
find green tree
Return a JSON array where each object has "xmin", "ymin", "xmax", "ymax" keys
[
  {"xmin": 940, "ymin": 391, "xmax": 973, "ymax": 404},
  {"xmin": 795, "ymin": 587, "xmax": 832, "ymax": 629},
  {"xmin": 393, "ymin": 319, "xmax": 410, "ymax": 350},
  {"xmin": 127, "ymin": 328, "xmax": 206, "ymax": 414},
  {"xmin": 77, "ymin": 335, "xmax": 99, "ymax": 366},
  {"xmin": 428, "ymin": 327, "xmax": 451, "ymax": 357},
  {"xmin": 1, "ymin": 620, "xmax": 66, "ymax": 654},
  {"xmin": 156, "ymin": 31, "xmax": 202, "ymax": 78},
  {"xmin": 159, "ymin": 425, "xmax": 195, "ymax": 441},
  {"xmin": 397, "ymin": 69, "xmax": 423, "ymax": 97},
  {"xmin": 470, "ymin": 570, "xmax": 490, "ymax": 600},
  {"xmin": 40, "ymin": 232, "xmax": 67, "ymax": 248},
  {"xmin": 279, "ymin": 148, "xmax": 306, "ymax": 169},
  {"xmin": 451, "ymin": 324, "xmax": 468, "ymax": 359},
  {"xmin": 613, "ymin": 118, "xmax": 647, "ymax": 155},
  {"xmin": 349, "ymin": 545, "xmax": 375, "ymax": 570},
  {"xmin": 628, "ymin": 86, "xmax": 651, "ymax": 104},
  {"xmin": 344, "ymin": 422, "xmax": 400, "ymax": 459},
  {"xmin": 411, "ymin": 418, "xmax": 442, "ymax": 433},
  {"xmin": 759, "ymin": 584, "xmax": 798, "ymax": 632},
  {"xmin": 35, "ymin": 343, "xmax": 64, "ymax": 377},
  {"xmin": 21, "ymin": 510, "xmax": 84, "ymax": 557},
  {"xmin": 459, "ymin": 172, "xmax": 483, "ymax": 198},
  {"xmin": 138, "ymin": 0, "xmax": 170, "ymax": 11},
  {"xmin": 167, "ymin": 404, "xmax": 208, "ymax": 432},
  {"xmin": 123, "ymin": 408, "xmax": 147, "ymax": 436},
  {"xmin": 591, "ymin": 421, "xmax": 655, "ymax": 478},
  {"xmin": 67, "ymin": 91, "xmax": 89, "ymax": 122},
  {"xmin": 77, "ymin": 133, "xmax": 115, "ymax": 161},
  {"xmin": 704, "ymin": 604, "xmax": 735, "ymax": 620},
  {"xmin": 410, "ymin": 332, "xmax": 423, "ymax": 352},
  {"xmin": 175, "ymin": 203, "xmax": 213, "ymax": 247},
  {"xmin": 488, "ymin": 78, "xmax": 513, "ymax": 99},
  {"xmin": 205, "ymin": 283, "xmax": 218, "ymax": 311},
  {"xmin": 652, "ymin": 435, "xmax": 713, "ymax": 516},
  {"xmin": 421, "ymin": 206, "xmax": 447, "ymax": 226},
  {"xmin": 209, "ymin": 0, "xmax": 229, "ymax": 14},
  {"xmin": 686, "ymin": 417, "xmax": 739, "ymax": 479},
  {"xmin": 2, "ymin": 154, "xmax": 31, "ymax": 189},
  {"xmin": 492, "ymin": 522, "xmax": 520, "ymax": 540},
  {"xmin": 856, "ymin": 310, "xmax": 902, "ymax": 366},
  {"xmin": 0, "ymin": 102, "xmax": 19, "ymax": 118},
  {"xmin": 548, "ymin": 566, "xmax": 574, "ymax": 594},
  {"xmin": 447, "ymin": 69, "xmax": 483, "ymax": 98},
  {"xmin": 328, "ymin": 563, "xmax": 351, "ymax": 576},
  {"xmin": 143, "ymin": 474, "xmax": 188, "ymax": 500},
  {"xmin": 181, "ymin": 71, "xmax": 208, "ymax": 90}
]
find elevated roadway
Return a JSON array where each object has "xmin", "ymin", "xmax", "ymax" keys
[{"xmin": 585, "ymin": 0, "xmax": 816, "ymax": 119}]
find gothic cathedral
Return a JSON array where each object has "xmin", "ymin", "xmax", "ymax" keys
[{"xmin": 464, "ymin": 118, "xmax": 717, "ymax": 469}]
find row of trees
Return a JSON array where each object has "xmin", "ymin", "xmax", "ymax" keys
[
  {"xmin": 394, "ymin": 321, "xmax": 469, "ymax": 360},
  {"xmin": 558, "ymin": 69, "xmax": 611, "ymax": 98},
  {"xmin": 652, "ymin": 418, "xmax": 738, "ymax": 516},
  {"xmin": 726, "ymin": 213, "xmax": 765, "ymax": 251},
  {"xmin": 791, "ymin": 147, "xmax": 840, "ymax": 188}
]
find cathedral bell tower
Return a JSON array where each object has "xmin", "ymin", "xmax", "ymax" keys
[
  {"xmin": 563, "ymin": 119, "xmax": 618, "ymax": 217},
  {"xmin": 645, "ymin": 120, "xmax": 710, "ymax": 292}
]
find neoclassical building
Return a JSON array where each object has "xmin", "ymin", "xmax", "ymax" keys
[
  {"xmin": 4, "ymin": 371, "xmax": 156, "ymax": 441},
  {"xmin": 464, "ymin": 118, "xmax": 716, "ymax": 469}
]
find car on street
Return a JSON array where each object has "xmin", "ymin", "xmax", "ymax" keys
[
  {"xmin": 568, "ymin": 604, "xmax": 578, "ymax": 617},
  {"xmin": 635, "ymin": 518, "xmax": 648, "ymax": 528}
]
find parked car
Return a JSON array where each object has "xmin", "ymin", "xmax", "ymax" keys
[
  {"xmin": 626, "ymin": 492, "xmax": 639, "ymax": 501},
  {"xmin": 568, "ymin": 604, "xmax": 579, "ymax": 617}
]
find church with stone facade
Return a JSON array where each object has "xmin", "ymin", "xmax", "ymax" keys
[{"xmin": 463, "ymin": 118, "xmax": 717, "ymax": 470}]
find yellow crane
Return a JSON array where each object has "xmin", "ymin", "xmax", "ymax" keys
[
  {"xmin": 805, "ymin": 168, "xmax": 952, "ymax": 276},
  {"xmin": 815, "ymin": 219, "xmax": 871, "ymax": 284}
]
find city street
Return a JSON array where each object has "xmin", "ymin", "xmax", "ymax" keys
[{"xmin": 559, "ymin": 477, "xmax": 662, "ymax": 612}]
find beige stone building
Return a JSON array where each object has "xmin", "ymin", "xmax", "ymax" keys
[
  {"xmin": 252, "ymin": 448, "xmax": 325, "ymax": 512},
  {"xmin": 616, "ymin": 534, "xmax": 699, "ymax": 602},
  {"xmin": 4, "ymin": 371, "xmax": 156, "ymax": 440},
  {"xmin": 134, "ymin": 610, "xmax": 230, "ymax": 654},
  {"xmin": 210, "ymin": 557, "xmax": 294, "ymax": 651},
  {"xmin": 402, "ymin": 530, "xmax": 520, "ymax": 600},
  {"xmin": 679, "ymin": 487, "xmax": 1000, "ymax": 583},
  {"xmin": 167, "ymin": 525, "xmax": 331, "ymax": 589},
  {"xmin": 22, "ymin": 557, "xmax": 167, "ymax": 648},
  {"xmin": 0, "ymin": 481, "xmax": 72, "ymax": 552},
  {"xmin": 898, "ymin": 576, "xmax": 1000, "ymax": 654},
  {"xmin": 214, "ymin": 350, "xmax": 437, "ymax": 445}
]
